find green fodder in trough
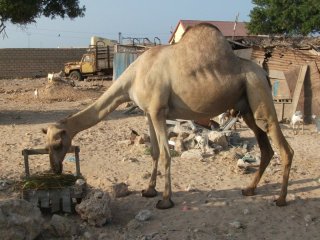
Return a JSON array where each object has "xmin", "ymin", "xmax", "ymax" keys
[{"xmin": 19, "ymin": 172, "xmax": 80, "ymax": 190}]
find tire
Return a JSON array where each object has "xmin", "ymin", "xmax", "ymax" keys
[{"xmin": 69, "ymin": 71, "xmax": 82, "ymax": 81}]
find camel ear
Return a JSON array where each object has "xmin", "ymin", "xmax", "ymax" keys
[{"xmin": 42, "ymin": 128, "xmax": 47, "ymax": 134}]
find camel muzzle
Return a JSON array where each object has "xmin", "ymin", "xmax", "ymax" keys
[{"xmin": 49, "ymin": 154, "xmax": 63, "ymax": 174}]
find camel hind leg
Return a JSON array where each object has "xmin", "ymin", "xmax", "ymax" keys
[
  {"xmin": 241, "ymin": 111, "xmax": 274, "ymax": 196},
  {"xmin": 245, "ymin": 71, "xmax": 294, "ymax": 206},
  {"xmin": 265, "ymin": 117, "xmax": 294, "ymax": 206}
]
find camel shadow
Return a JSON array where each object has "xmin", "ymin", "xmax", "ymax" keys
[{"xmin": 107, "ymin": 177, "xmax": 319, "ymax": 239}]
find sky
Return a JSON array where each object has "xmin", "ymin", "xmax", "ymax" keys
[{"xmin": 1, "ymin": 0, "xmax": 254, "ymax": 48}]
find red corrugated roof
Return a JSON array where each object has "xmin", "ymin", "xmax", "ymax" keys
[{"xmin": 169, "ymin": 20, "xmax": 248, "ymax": 43}]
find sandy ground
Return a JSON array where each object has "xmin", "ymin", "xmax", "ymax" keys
[{"xmin": 0, "ymin": 78, "xmax": 319, "ymax": 240}]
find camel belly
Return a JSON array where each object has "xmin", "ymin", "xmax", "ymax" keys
[{"xmin": 167, "ymin": 79, "xmax": 245, "ymax": 119}]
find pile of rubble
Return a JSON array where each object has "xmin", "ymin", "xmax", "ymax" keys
[{"xmin": 126, "ymin": 117, "xmax": 262, "ymax": 172}]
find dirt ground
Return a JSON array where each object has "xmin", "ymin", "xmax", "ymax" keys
[{"xmin": 0, "ymin": 77, "xmax": 319, "ymax": 240}]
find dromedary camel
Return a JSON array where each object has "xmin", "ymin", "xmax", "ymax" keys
[{"xmin": 43, "ymin": 23, "xmax": 294, "ymax": 209}]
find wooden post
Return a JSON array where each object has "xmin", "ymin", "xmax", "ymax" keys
[
  {"xmin": 75, "ymin": 146, "xmax": 81, "ymax": 177},
  {"xmin": 22, "ymin": 150, "xmax": 30, "ymax": 177},
  {"xmin": 291, "ymin": 65, "xmax": 308, "ymax": 116}
]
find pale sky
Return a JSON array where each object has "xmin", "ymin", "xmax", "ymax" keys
[{"xmin": 1, "ymin": 0, "xmax": 254, "ymax": 48}]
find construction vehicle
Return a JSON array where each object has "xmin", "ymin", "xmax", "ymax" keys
[{"xmin": 64, "ymin": 41, "xmax": 114, "ymax": 81}]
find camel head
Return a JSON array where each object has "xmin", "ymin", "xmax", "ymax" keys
[{"xmin": 42, "ymin": 124, "xmax": 72, "ymax": 174}]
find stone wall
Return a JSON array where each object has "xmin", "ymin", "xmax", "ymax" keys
[{"xmin": 0, "ymin": 48, "xmax": 86, "ymax": 79}]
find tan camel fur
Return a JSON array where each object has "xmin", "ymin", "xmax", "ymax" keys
[{"xmin": 43, "ymin": 23, "xmax": 294, "ymax": 209}]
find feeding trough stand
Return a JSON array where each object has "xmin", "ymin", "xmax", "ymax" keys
[{"xmin": 21, "ymin": 146, "xmax": 86, "ymax": 213}]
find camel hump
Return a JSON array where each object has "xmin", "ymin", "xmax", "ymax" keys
[
  {"xmin": 174, "ymin": 23, "xmax": 238, "ymax": 72},
  {"xmin": 178, "ymin": 22, "xmax": 234, "ymax": 55},
  {"xmin": 183, "ymin": 22, "xmax": 221, "ymax": 37},
  {"xmin": 179, "ymin": 23, "xmax": 225, "ymax": 44}
]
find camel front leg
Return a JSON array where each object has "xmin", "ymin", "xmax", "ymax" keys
[
  {"xmin": 142, "ymin": 114, "xmax": 159, "ymax": 198},
  {"xmin": 149, "ymin": 109, "xmax": 174, "ymax": 209}
]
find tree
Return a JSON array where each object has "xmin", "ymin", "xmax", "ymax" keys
[
  {"xmin": 247, "ymin": 0, "xmax": 320, "ymax": 36},
  {"xmin": 0, "ymin": 0, "xmax": 85, "ymax": 36}
]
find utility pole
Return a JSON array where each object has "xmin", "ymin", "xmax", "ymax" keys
[{"xmin": 232, "ymin": 12, "xmax": 239, "ymax": 40}]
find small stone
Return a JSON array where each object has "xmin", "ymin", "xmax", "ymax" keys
[
  {"xmin": 0, "ymin": 179, "xmax": 12, "ymax": 191},
  {"xmin": 118, "ymin": 140, "xmax": 133, "ymax": 146},
  {"xmin": 207, "ymin": 131, "xmax": 228, "ymax": 149},
  {"xmin": 183, "ymin": 133, "xmax": 196, "ymax": 149},
  {"xmin": 135, "ymin": 209, "xmax": 152, "ymax": 221},
  {"xmin": 142, "ymin": 172, "xmax": 151, "ymax": 179},
  {"xmin": 287, "ymin": 193, "xmax": 296, "ymax": 201},
  {"xmin": 174, "ymin": 137, "xmax": 186, "ymax": 152},
  {"xmin": 127, "ymin": 219, "xmax": 142, "ymax": 230},
  {"xmin": 129, "ymin": 157, "xmax": 138, "ymax": 162},
  {"xmin": 185, "ymin": 184, "xmax": 197, "ymax": 192},
  {"xmin": 304, "ymin": 214, "xmax": 313, "ymax": 223},
  {"xmin": 237, "ymin": 159, "xmax": 249, "ymax": 169},
  {"xmin": 73, "ymin": 179, "xmax": 86, "ymax": 195},
  {"xmin": 84, "ymin": 231, "xmax": 93, "ymax": 239},
  {"xmin": 111, "ymin": 182, "xmax": 130, "ymax": 198},
  {"xmin": 181, "ymin": 149, "xmax": 203, "ymax": 160},
  {"xmin": 122, "ymin": 157, "xmax": 138, "ymax": 163},
  {"xmin": 243, "ymin": 208, "xmax": 250, "ymax": 215},
  {"xmin": 229, "ymin": 221, "xmax": 243, "ymax": 229},
  {"xmin": 135, "ymin": 136, "xmax": 145, "ymax": 144}
]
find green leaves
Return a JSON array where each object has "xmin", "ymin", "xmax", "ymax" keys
[
  {"xmin": 248, "ymin": 0, "xmax": 320, "ymax": 36},
  {"xmin": 0, "ymin": 0, "xmax": 85, "ymax": 25}
]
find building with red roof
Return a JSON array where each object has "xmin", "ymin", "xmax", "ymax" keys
[{"xmin": 169, "ymin": 20, "xmax": 249, "ymax": 44}]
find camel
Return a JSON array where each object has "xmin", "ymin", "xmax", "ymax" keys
[{"xmin": 43, "ymin": 23, "xmax": 294, "ymax": 209}]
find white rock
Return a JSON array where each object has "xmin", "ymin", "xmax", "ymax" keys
[
  {"xmin": 237, "ymin": 159, "xmax": 249, "ymax": 169},
  {"xmin": 135, "ymin": 209, "xmax": 152, "ymax": 221},
  {"xmin": 229, "ymin": 221, "xmax": 243, "ymax": 229},
  {"xmin": 304, "ymin": 214, "xmax": 313, "ymax": 223},
  {"xmin": 243, "ymin": 208, "xmax": 250, "ymax": 215},
  {"xmin": 207, "ymin": 131, "xmax": 228, "ymax": 149},
  {"xmin": 287, "ymin": 193, "xmax": 296, "ymax": 201},
  {"xmin": 185, "ymin": 184, "xmax": 197, "ymax": 192},
  {"xmin": 181, "ymin": 149, "xmax": 203, "ymax": 160},
  {"xmin": 174, "ymin": 137, "xmax": 186, "ymax": 152}
]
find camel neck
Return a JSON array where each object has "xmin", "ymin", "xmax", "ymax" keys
[{"xmin": 64, "ymin": 77, "xmax": 131, "ymax": 137}]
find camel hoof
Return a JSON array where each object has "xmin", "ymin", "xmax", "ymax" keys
[
  {"xmin": 242, "ymin": 188, "xmax": 255, "ymax": 196},
  {"xmin": 141, "ymin": 188, "xmax": 158, "ymax": 198},
  {"xmin": 275, "ymin": 198, "xmax": 287, "ymax": 207},
  {"xmin": 156, "ymin": 199, "xmax": 175, "ymax": 209}
]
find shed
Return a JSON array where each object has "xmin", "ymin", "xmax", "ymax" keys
[
  {"xmin": 169, "ymin": 20, "xmax": 248, "ymax": 44},
  {"xmin": 250, "ymin": 42, "xmax": 320, "ymax": 122},
  {"xmin": 113, "ymin": 45, "xmax": 149, "ymax": 80}
]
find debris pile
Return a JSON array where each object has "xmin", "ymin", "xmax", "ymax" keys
[{"xmin": 126, "ymin": 117, "xmax": 262, "ymax": 171}]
